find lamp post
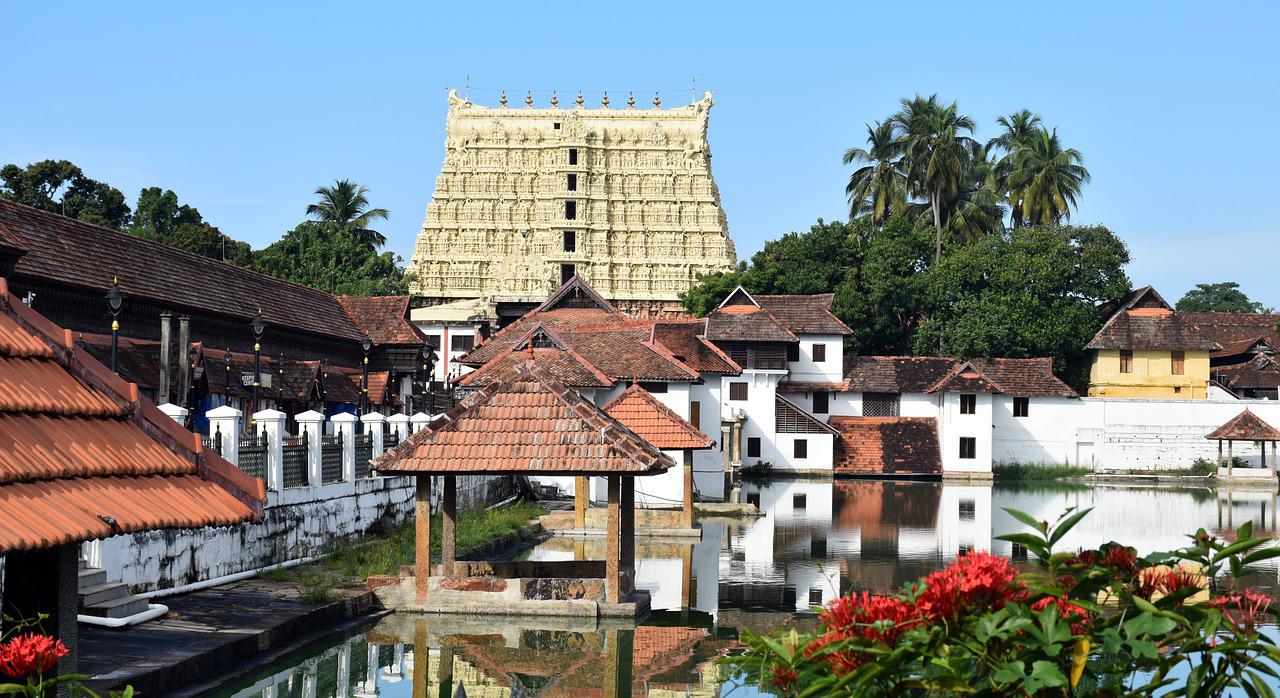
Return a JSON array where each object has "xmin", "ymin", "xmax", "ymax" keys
[
  {"xmin": 103, "ymin": 278, "xmax": 126, "ymax": 373},
  {"xmin": 251, "ymin": 311, "xmax": 266, "ymax": 418},
  {"xmin": 360, "ymin": 334, "xmax": 372, "ymax": 416}
]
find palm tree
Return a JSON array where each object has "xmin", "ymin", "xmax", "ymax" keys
[
  {"xmin": 892, "ymin": 95, "xmax": 977, "ymax": 263},
  {"xmin": 306, "ymin": 179, "xmax": 390, "ymax": 250},
  {"xmin": 843, "ymin": 121, "xmax": 906, "ymax": 225},
  {"xmin": 1004, "ymin": 127, "xmax": 1091, "ymax": 226},
  {"xmin": 908, "ymin": 141, "xmax": 1005, "ymax": 242},
  {"xmin": 987, "ymin": 110, "xmax": 1042, "ymax": 153}
]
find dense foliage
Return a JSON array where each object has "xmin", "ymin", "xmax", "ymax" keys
[
  {"xmin": 736, "ymin": 509, "xmax": 1280, "ymax": 697},
  {"xmin": 1176, "ymin": 282, "xmax": 1270, "ymax": 314},
  {"xmin": 0, "ymin": 160, "xmax": 408, "ymax": 296},
  {"xmin": 0, "ymin": 613, "xmax": 132, "ymax": 696}
]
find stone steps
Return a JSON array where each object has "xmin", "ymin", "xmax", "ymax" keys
[{"xmin": 78, "ymin": 559, "xmax": 156, "ymax": 621}]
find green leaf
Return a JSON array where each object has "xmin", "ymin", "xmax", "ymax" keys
[
  {"xmin": 1242, "ymin": 547, "xmax": 1280, "ymax": 566},
  {"xmin": 1027, "ymin": 660, "xmax": 1068, "ymax": 692},
  {"xmin": 1003, "ymin": 507, "xmax": 1048, "ymax": 535},
  {"xmin": 1048, "ymin": 507, "xmax": 1094, "ymax": 547}
]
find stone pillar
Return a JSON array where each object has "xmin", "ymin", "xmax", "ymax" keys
[
  {"xmin": 158, "ymin": 310, "xmax": 173, "ymax": 404},
  {"xmin": 388, "ymin": 413, "xmax": 411, "ymax": 441},
  {"xmin": 1229, "ymin": 440, "xmax": 1235, "ymax": 479},
  {"xmin": 365, "ymin": 642, "xmax": 379, "ymax": 692},
  {"xmin": 682, "ymin": 449, "xmax": 694, "ymax": 528},
  {"xmin": 606, "ymin": 475, "xmax": 622, "ymax": 604},
  {"xmin": 621, "ymin": 477, "xmax": 635, "ymax": 585},
  {"xmin": 332, "ymin": 412, "xmax": 358, "ymax": 482},
  {"xmin": 1218, "ymin": 440, "xmax": 1224, "ymax": 471},
  {"xmin": 680, "ymin": 543, "xmax": 693, "ymax": 609},
  {"xmin": 721, "ymin": 425, "xmax": 733, "ymax": 501},
  {"xmin": 574, "ymin": 475, "xmax": 589, "ymax": 529},
  {"xmin": 1273, "ymin": 442, "xmax": 1278, "ymax": 479},
  {"xmin": 301, "ymin": 659, "xmax": 318, "ymax": 698},
  {"xmin": 442, "ymin": 476, "xmax": 457, "ymax": 576},
  {"xmin": 416, "ymin": 476, "xmax": 432, "ymax": 603},
  {"xmin": 390, "ymin": 643, "xmax": 405, "ymax": 679},
  {"xmin": 1, "ymin": 543, "xmax": 79, "ymax": 679},
  {"xmin": 437, "ymin": 644, "xmax": 455, "ymax": 698},
  {"xmin": 158, "ymin": 402, "xmax": 188, "ymax": 425},
  {"xmin": 730, "ymin": 420, "xmax": 743, "ymax": 467},
  {"xmin": 296, "ymin": 410, "xmax": 326, "ymax": 487},
  {"xmin": 207, "ymin": 405, "xmax": 242, "ymax": 466},
  {"xmin": 177, "ymin": 315, "xmax": 191, "ymax": 408},
  {"xmin": 362, "ymin": 412, "xmax": 387, "ymax": 456},
  {"xmin": 336, "ymin": 640, "xmax": 351, "ymax": 696},
  {"xmin": 603, "ymin": 627, "xmax": 635, "ymax": 698},
  {"xmin": 414, "ymin": 619, "xmax": 431, "ymax": 697},
  {"xmin": 254, "ymin": 408, "xmax": 287, "ymax": 493},
  {"xmin": 410, "ymin": 411, "xmax": 432, "ymax": 434}
]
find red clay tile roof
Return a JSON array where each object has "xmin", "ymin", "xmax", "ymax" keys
[
  {"xmin": 1096, "ymin": 285, "xmax": 1172, "ymax": 321},
  {"xmin": 779, "ymin": 380, "xmax": 848, "ymax": 392},
  {"xmin": 755, "ymin": 293, "xmax": 852, "ymax": 336},
  {"xmin": 462, "ymin": 307, "xmax": 626, "ymax": 364},
  {"xmin": 1215, "ymin": 355, "xmax": 1280, "ymax": 392},
  {"xmin": 602, "ymin": 384, "xmax": 715, "ymax": 450},
  {"xmin": 336, "ymin": 295, "xmax": 425, "ymax": 346},
  {"xmin": 1180, "ymin": 312, "xmax": 1280, "ymax": 359},
  {"xmin": 1086, "ymin": 308, "xmax": 1220, "ymax": 351},
  {"xmin": 831, "ymin": 416, "xmax": 941, "ymax": 475},
  {"xmin": 533, "ymin": 274, "xmax": 618, "ymax": 314},
  {"xmin": 844, "ymin": 356, "xmax": 1077, "ymax": 398},
  {"xmin": 705, "ymin": 304, "xmax": 797, "ymax": 343},
  {"xmin": 1206, "ymin": 410, "xmax": 1280, "ymax": 442},
  {"xmin": 776, "ymin": 395, "xmax": 840, "ymax": 434},
  {"xmin": 926, "ymin": 361, "xmax": 1006, "ymax": 394},
  {"xmin": 0, "ymin": 198, "xmax": 362, "ymax": 341},
  {"xmin": 971, "ymin": 358, "xmax": 1078, "ymax": 398},
  {"xmin": 366, "ymin": 370, "xmax": 390, "ymax": 405},
  {"xmin": 0, "ymin": 278, "xmax": 263, "ymax": 552},
  {"xmin": 651, "ymin": 320, "xmax": 741, "ymax": 375},
  {"xmin": 459, "ymin": 345, "xmax": 614, "ymax": 389},
  {"xmin": 372, "ymin": 362, "xmax": 673, "ymax": 475}
]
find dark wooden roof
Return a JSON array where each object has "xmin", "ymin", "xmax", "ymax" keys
[{"xmin": 843, "ymin": 356, "xmax": 1078, "ymax": 397}]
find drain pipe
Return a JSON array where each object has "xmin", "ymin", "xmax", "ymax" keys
[
  {"xmin": 78, "ymin": 603, "xmax": 169, "ymax": 628},
  {"xmin": 136, "ymin": 555, "xmax": 324, "ymax": 600}
]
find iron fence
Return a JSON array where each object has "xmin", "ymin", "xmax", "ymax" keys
[
  {"xmin": 321, "ymin": 435, "xmax": 343, "ymax": 484},
  {"xmin": 282, "ymin": 433, "xmax": 308, "ymax": 488},
  {"xmin": 238, "ymin": 431, "xmax": 267, "ymax": 481},
  {"xmin": 202, "ymin": 425, "xmax": 224, "ymax": 456},
  {"xmin": 354, "ymin": 433, "xmax": 373, "ymax": 479}
]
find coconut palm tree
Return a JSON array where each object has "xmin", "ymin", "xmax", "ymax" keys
[
  {"xmin": 988, "ymin": 110, "xmax": 1043, "ymax": 154},
  {"xmin": 306, "ymin": 179, "xmax": 390, "ymax": 251},
  {"xmin": 843, "ymin": 121, "xmax": 906, "ymax": 225},
  {"xmin": 892, "ymin": 95, "xmax": 978, "ymax": 263},
  {"xmin": 908, "ymin": 141, "xmax": 1005, "ymax": 242},
  {"xmin": 1004, "ymin": 127, "xmax": 1091, "ymax": 226}
]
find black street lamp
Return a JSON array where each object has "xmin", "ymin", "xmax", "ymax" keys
[
  {"xmin": 421, "ymin": 343, "xmax": 438, "ymax": 414},
  {"xmin": 103, "ymin": 278, "xmax": 126, "ymax": 373},
  {"xmin": 251, "ymin": 311, "xmax": 266, "ymax": 418},
  {"xmin": 360, "ymin": 334, "xmax": 373, "ymax": 415}
]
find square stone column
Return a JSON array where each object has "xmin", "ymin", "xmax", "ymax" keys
[
  {"xmin": 606, "ymin": 475, "xmax": 621, "ymax": 604},
  {"xmin": 682, "ymin": 449, "xmax": 695, "ymax": 528},
  {"xmin": 158, "ymin": 402, "xmax": 188, "ymax": 425},
  {"xmin": 253, "ymin": 408, "xmax": 287, "ymax": 492},
  {"xmin": 410, "ymin": 411, "xmax": 432, "ymax": 434},
  {"xmin": 388, "ymin": 413, "xmax": 411, "ymax": 441},
  {"xmin": 361, "ymin": 412, "xmax": 387, "ymax": 457},
  {"xmin": 206, "ymin": 405, "xmax": 242, "ymax": 465},
  {"xmin": 331, "ymin": 412, "xmax": 358, "ymax": 482},
  {"xmin": 296, "ymin": 410, "xmax": 326, "ymax": 486},
  {"xmin": 574, "ymin": 475, "xmax": 589, "ymax": 529},
  {"xmin": 415, "ymin": 476, "xmax": 432, "ymax": 603}
]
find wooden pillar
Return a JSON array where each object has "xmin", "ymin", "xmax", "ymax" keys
[
  {"xmin": 680, "ymin": 543, "xmax": 693, "ymax": 610},
  {"xmin": 682, "ymin": 449, "xmax": 694, "ymax": 528},
  {"xmin": 442, "ymin": 475, "xmax": 457, "ymax": 577},
  {"xmin": 575, "ymin": 475, "xmax": 589, "ymax": 529},
  {"xmin": 1218, "ymin": 440, "xmax": 1224, "ymax": 471},
  {"xmin": 622, "ymin": 477, "xmax": 636, "ymax": 587},
  {"xmin": 415, "ymin": 475, "xmax": 432, "ymax": 603},
  {"xmin": 602, "ymin": 627, "xmax": 635, "ymax": 698},
  {"xmin": 606, "ymin": 475, "xmax": 621, "ymax": 604}
]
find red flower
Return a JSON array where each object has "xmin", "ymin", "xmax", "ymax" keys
[
  {"xmin": 770, "ymin": 664, "xmax": 799, "ymax": 691},
  {"xmin": 916, "ymin": 551, "xmax": 1021, "ymax": 621},
  {"xmin": 1211, "ymin": 589, "xmax": 1274, "ymax": 628},
  {"xmin": 810, "ymin": 592, "xmax": 919, "ymax": 671},
  {"xmin": 0, "ymin": 633, "xmax": 68, "ymax": 679},
  {"xmin": 1066, "ymin": 549, "xmax": 1098, "ymax": 568},
  {"xmin": 1131, "ymin": 566, "xmax": 1205, "ymax": 601},
  {"xmin": 1100, "ymin": 546, "xmax": 1138, "ymax": 577},
  {"xmin": 1030, "ymin": 596, "xmax": 1092, "ymax": 635}
]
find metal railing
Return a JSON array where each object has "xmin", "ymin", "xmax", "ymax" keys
[
  {"xmin": 354, "ymin": 433, "xmax": 373, "ymax": 479},
  {"xmin": 202, "ymin": 425, "xmax": 224, "ymax": 456},
  {"xmin": 282, "ymin": 433, "xmax": 309, "ymax": 488},
  {"xmin": 321, "ymin": 435, "xmax": 343, "ymax": 484},
  {"xmin": 238, "ymin": 431, "xmax": 267, "ymax": 481}
]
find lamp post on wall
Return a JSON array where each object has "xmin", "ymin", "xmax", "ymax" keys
[
  {"xmin": 421, "ymin": 344, "xmax": 437, "ymax": 414},
  {"xmin": 103, "ymin": 278, "xmax": 126, "ymax": 373},
  {"xmin": 251, "ymin": 311, "xmax": 266, "ymax": 418},
  {"xmin": 360, "ymin": 334, "xmax": 373, "ymax": 416}
]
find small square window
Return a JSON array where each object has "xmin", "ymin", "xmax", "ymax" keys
[
  {"xmin": 811, "ymin": 537, "xmax": 827, "ymax": 558},
  {"xmin": 813, "ymin": 392, "xmax": 829, "ymax": 414},
  {"xmin": 786, "ymin": 343, "xmax": 799, "ymax": 362},
  {"xmin": 960, "ymin": 394, "xmax": 977, "ymax": 415},
  {"xmin": 567, "ymin": 173, "xmax": 577, "ymax": 191},
  {"xmin": 747, "ymin": 437, "xmax": 761, "ymax": 458},
  {"xmin": 729, "ymin": 382, "xmax": 748, "ymax": 401},
  {"xmin": 793, "ymin": 493, "xmax": 807, "ymax": 510},
  {"xmin": 959, "ymin": 544, "xmax": 974, "ymax": 557},
  {"xmin": 1011, "ymin": 542, "xmax": 1029, "ymax": 561},
  {"xmin": 450, "ymin": 334, "xmax": 474, "ymax": 352},
  {"xmin": 568, "ymin": 148, "xmax": 578, "ymax": 165},
  {"xmin": 732, "ymin": 550, "xmax": 745, "ymax": 562},
  {"xmin": 1013, "ymin": 397, "xmax": 1029, "ymax": 418},
  {"xmin": 1120, "ymin": 350, "xmax": 1134, "ymax": 374},
  {"xmin": 812, "ymin": 344, "xmax": 826, "ymax": 362},
  {"xmin": 553, "ymin": 122, "xmax": 561, "ymax": 130},
  {"xmin": 562, "ymin": 230, "xmax": 576, "ymax": 252},
  {"xmin": 959, "ymin": 437, "xmax": 976, "ymax": 459},
  {"xmin": 808, "ymin": 587, "xmax": 823, "ymax": 605},
  {"xmin": 793, "ymin": 439, "xmax": 808, "ymax": 459},
  {"xmin": 690, "ymin": 401, "xmax": 701, "ymax": 429},
  {"xmin": 564, "ymin": 200, "xmax": 576, "ymax": 220}
]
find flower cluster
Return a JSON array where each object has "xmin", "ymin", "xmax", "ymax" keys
[
  {"xmin": 1211, "ymin": 588, "xmax": 1274, "ymax": 629},
  {"xmin": 0, "ymin": 632, "xmax": 68, "ymax": 679}
]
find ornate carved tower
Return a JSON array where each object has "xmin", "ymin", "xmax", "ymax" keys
[{"xmin": 408, "ymin": 90, "xmax": 737, "ymax": 315}]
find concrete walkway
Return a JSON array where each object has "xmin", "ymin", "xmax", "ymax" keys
[{"xmin": 80, "ymin": 579, "xmax": 380, "ymax": 696}]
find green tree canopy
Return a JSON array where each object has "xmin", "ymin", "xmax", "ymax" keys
[
  {"xmin": 0, "ymin": 159, "xmax": 131, "ymax": 228},
  {"xmin": 253, "ymin": 222, "xmax": 407, "ymax": 296},
  {"xmin": 131, "ymin": 187, "xmax": 252, "ymax": 265},
  {"xmin": 1175, "ymin": 282, "xmax": 1268, "ymax": 313},
  {"xmin": 306, "ymin": 179, "xmax": 390, "ymax": 251}
]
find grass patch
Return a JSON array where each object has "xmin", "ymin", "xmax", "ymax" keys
[
  {"xmin": 261, "ymin": 499, "xmax": 544, "ymax": 590},
  {"xmin": 992, "ymin": 462, "xmax": 1094, "ymax": 481}
]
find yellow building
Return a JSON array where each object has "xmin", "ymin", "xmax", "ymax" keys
[{"xmin": 1086, "ymin": 287, "xmax": 1220, "ymax": 399}]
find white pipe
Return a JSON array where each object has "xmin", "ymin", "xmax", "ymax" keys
[
  {"xmin": 137, "ymin": 555, "xmax": 323, "ymax": 600},
  {"xmin": 78, "ymin": 603, "xmax": 168, "ymax": 628}
]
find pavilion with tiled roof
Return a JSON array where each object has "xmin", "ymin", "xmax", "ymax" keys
[
  {"xmin": 1207, "ymin": 409, "xmax": 1280, "ymax": 480},
  {"xmin": 372, "ymin": 360, "xmax": 672, "ymax": 614},
  {"xmin": 0, "ymin": 277, "xmax": 265, "ymax": 674}
]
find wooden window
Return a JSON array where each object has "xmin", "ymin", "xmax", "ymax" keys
[
  {"xmin": 1011, "ymin": 542, "xmax": 1029, "ymax": 561},
  {"xmin": 638, "ymin": 381, "xmax": 667, "ymax": 393},
  {"xmin": 562, "ymin": 230, "xmax": 576, "ymax": 252},
  {"xmin": 564, "ymin": 200, "xmax": 576, "ymax": 220},
  {"xmin": 566, "ymin": 173, "xmax": 577, "ymax": 191},
  {"xmin": 786, "ymin": 343, "xmax": 800, "ymax": 362},
  {"xmin": 729, "ymin": 382, "xmax": 748, "ymax": 401},
  {"xmin": 808, "ymin": 587, "xmax": 823, "ymax": 605},
  {"xmin": 959, "ymin": 437, "xmax": 976, "ymax": 459},
  {"xmin": 568, "ymin": 148, "xmax": 578, "ymax": 165},
  {"xmin": 959, "ymin": 499, "xmax": 976, "ymax": 521},
  {"xmin": 960, "ymin": 393, "xmax": 977, "ymax": 415},
  {"xmin": 450, "ymin": 334, "xmax": 474, "ymax": 352},
  {"xmin": 560, "ymin": 264, "xmax": 576, "ymax": 284},
  {"xmin": 1120, "ymin": 350, "xmax": 1134, "ymax": 374},
  {"xmin": 745, "ymin": 492, "xmax": 760, "ymax": 508},
  {"xmin": 1013, "ymin": 397, "xmax": 1030, "ymax": 418},
  {"xmin": 747, "ymin": 437, "xmax": 760, "ymax": 458},
  {"xmin": 1171, "ymin": 351, "xmax": 1185, "ymax": 375},
  {"xmin": 793, "ymin": 493, "xmax": 807, "ymax": 510},
  {"xmin": 794, "ymin": 439, "xmax": 808, "ymax": 459},
  {"xmin": 813, "ymin": 392, "xmax": 829, "ymax": 414},
  {"xmin": 690, "ymin": 400, "xmax": 701, "ymax": 429},
  {"xmin": 812, "ymin": 343, "xmax": 826, "ymax": 362},
  {"xmin": 863, "ymin": 392, "xmax": 900, "ymax": 417}
]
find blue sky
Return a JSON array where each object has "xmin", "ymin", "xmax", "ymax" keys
[{"xmin": 4, "ymin": 2, "xmax": 1278, "ymax": 306}]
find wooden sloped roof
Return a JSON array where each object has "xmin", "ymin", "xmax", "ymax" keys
[
  {"xmin": 372, "ymin": 362, "xmax": 673, "ymax": 475},
  {"xmin": 0, "ymin": 277, "xmax": 264, "ymax": 553},
  {"xmin": 1206, "ymin": 409, "xmax": 1280, "ymax": 442}
]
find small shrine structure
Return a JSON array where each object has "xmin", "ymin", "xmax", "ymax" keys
[{"xmin": 1207, "ymin": 409, "xmax": 1280, "ymax": 483}]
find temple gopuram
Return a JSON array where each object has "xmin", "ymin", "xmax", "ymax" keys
[{"xmin": 408, "ymin": 89, "xmax": 737, "ymax": 323}]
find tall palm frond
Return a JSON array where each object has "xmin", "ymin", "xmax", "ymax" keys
[
  {"xmin": 892, "ymin": 95, "xmax": 978, "ymax": 263},
  {"xmin": 843, "ymin": 121, "xmax": 906, "ymax": 224},
  {"xmin": 1004, "ymin": 127, "xmax": 1091, "ymax": 226},
  {"xmin": 307, "ymin": 179, "xmax": 390, "ymax": 250}
]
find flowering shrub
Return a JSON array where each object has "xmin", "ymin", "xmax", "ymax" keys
[
  {"xmin": 735, "ymin": 507, "xmax": 1280, "ymax": 696},
  {"xmin": 0, "ymin": 615, "xmax": 132, "ymax": 697}
]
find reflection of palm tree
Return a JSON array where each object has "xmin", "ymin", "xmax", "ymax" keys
[{"xmin": 306, "ymin": 179, "xmax": 390, "ymax": 251}]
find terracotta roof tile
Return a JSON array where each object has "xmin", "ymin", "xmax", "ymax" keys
[
  {"xmin": 971, "ymin": 358, "xmax": 1078, "ymax": 398},
  {"xmin": 651, "ymin": 321, "xmax": 741, "ymax": 374},
  {"xmin": 0, "ymin": 278, "xmax": 264, "ymax": 552},
  {"xmin": 1215, "ymin": 355, "xmax": 1280, "ymax": 391},
  {"xmin": 602, "ymin": 384, "xmax": 715, "ymax": 450},
  {"xmin": 844, "ymin": 356, "xmax": 1077, "ymax": 398},
  {"xmin": 755, "ymin": 293, "xmax": 852, "ymax": 335},
  {"xmin": 1206, "ymin": 409, "xmax": 1280, "ymax": 441},
  {"xmin": 925, "ymin": 361, "xmax": 1006, "ymax": 394},
  {"xmin": 336, "ymin": 295, "xmax": 425, "ymax": 345},
  {"xmin": 366, "ymin": 370, "xmax": 390, "ymax": 405},
  {"xmin": 459, "ymin": 346, "xmax": 613, "ymax": 389},
  {"xmin": 705, "ymin": 304, "xmax": 797, "ymax": 343},
  {"xmin": 373, "ymin": 363, "xmax": 673, "ymax": 475},
  {"xmin": 831, "ymin": 417, "xmax": 941, "ymax": 475},
  {"xmin": 1180, "ymin": 312, "xmax": 1280, "ymax": 359},
  {"xmin": 1086, "ymin": 309, "xmax": 1220, "ymax": 351}
]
